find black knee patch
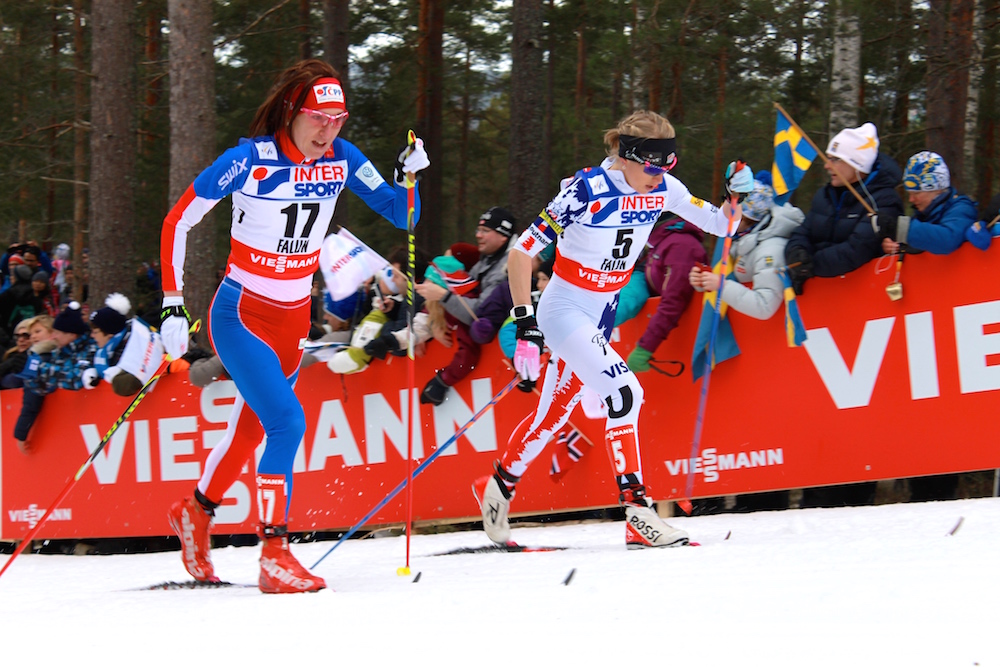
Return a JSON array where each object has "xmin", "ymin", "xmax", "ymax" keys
[{"xmin": 605, "ymin": 385, "xmax": 634, "ymax": 419}]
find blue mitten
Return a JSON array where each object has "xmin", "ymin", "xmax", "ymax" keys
[{"xmin": 966, "ymin": 221, "xmax": 993, "ymax": 251}]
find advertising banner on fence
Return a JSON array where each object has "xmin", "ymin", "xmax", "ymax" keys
[{"xmin": 2, "ymin": 244, "xmax": 998, "ymax": 541}]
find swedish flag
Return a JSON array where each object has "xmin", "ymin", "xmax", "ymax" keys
[
  {"xmin": 779, "ymin": 268, "xmax": 807, "ymax": 347},
  {"xmin": 772, "ymin": 108, "xmax": 818, "ymax": 205},
  {"xmin": 691, "ymin": 241, "xmax": 741, "ymax": 382}
]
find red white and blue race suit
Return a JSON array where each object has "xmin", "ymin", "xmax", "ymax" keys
[
  {"xmin": 161, "ymin": 133, "xmax": 417, "ymax": 511},
  {"xmin": 500, "ymin": 166, "xmax": 730, "ymax": 492}
]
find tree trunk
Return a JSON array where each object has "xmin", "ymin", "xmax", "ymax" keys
[
  {"xmin": 322, "ymin": 0, "xmax": 350, "ymax": 233},
  {"xmin": 300, "ymin": 0, "xmax": 312, "ymax": 60},
  {"xmin": 167, "ymin": 0, "xmax": 216, "ymax": 331},
  {"xmin": 712, "ymin": 45, "xmax": 727, "ymax": 203},
  {"xmin": 72, "ymin": 0, "xmax": 87, "ymax": 303},
  {"xmin": 89, "ymin": 0, "xmax": 136, "ymax": 308},
  {"xmin": 974, "ymin": 2, "xmax": 998, "ymax": 206},
  {"xmin": 573, "ymin": 1, "xmax": 586, "ymax": 165},
  {"xmin": 829, "ymin": 0, "xmax": 861, "ymax": 134},
  {"xmin": 927, "ymin": 0, "xmax": 974, "ymax": 192},
  {"xmin": 510, "ymin": 0, "xmax": 546, "ymax": 230},
  {"xmin": 416, "ymin": 0, "xmax": 444, "ymax": 255}
]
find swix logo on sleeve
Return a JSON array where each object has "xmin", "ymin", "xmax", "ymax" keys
[{"xmin": 218, "ymin": 157, "xmax": 249, "ymax": 190}]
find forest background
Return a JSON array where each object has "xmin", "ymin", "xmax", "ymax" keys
[{"xmin": 0, "ymin": 0, "xmax": 997, "ymax": 331}]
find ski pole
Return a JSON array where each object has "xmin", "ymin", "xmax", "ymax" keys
[
  {"xmin": 402, "ymin": 129, "xmax": 418, "ymax": 576},
  {"xmin": 678, "ymin": 168, "xmax": 744, "ymax": 515},
  {"xmin": 0, "ymin": 357, "xmax": 172, "ymax": 581},
  {"xmin": 312, "ymin": 371, "xmax": 522, "ymax": 570}
]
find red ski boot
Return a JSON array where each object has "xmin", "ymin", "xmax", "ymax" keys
[
  {"xmin": 167, "ymin": 496, "xmax": 219, "ymax": 582},
  {"xmin": 258, "ymin": 526, "xmax": 327, "ymax": 594}
]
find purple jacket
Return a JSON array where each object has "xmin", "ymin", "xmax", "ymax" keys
[{"xmin": 638, "ymin": 219, "xmax": 707, "ymax": 353}]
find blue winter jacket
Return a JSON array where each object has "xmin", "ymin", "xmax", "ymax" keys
[
  {"xmin": 787, "ymin": 153, "xmax": 903, "ymax": 277},
  {"xmin": 905, "ymin": 188, "xmax": 978, "ymax": 254}
]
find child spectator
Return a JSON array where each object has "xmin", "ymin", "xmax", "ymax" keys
[
  {"xmin": 14, "ymin": 302, "xmax": 96, "ymax": 454},
  {"xmin": 876, "ymin": 151, "xmax": 978, "ymax": 256}
]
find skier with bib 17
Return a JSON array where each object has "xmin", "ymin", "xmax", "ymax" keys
[
  {"xmin": 160, "ymin": 59, "xmax": 429, "ymax": 592},
  {"xmin": 473, "ymin": 110, "xmax": 753, "ymax": 549}
]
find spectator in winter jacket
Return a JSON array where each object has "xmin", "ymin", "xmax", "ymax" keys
[
  {"xmin": 876, "ymin": 151, "xmax": 977, "ymax": 256},
  {"xmin": 416, "ymin": 206, "xmax": 515, "ymax": 405},
  {"xmin": 625, "ymin": 214, "xmax": 708, "ymax": 372},
  {"xmin": 327, "ymin": 246, "xmax": 433, "ymax": 373},
  {"xmin": 0, "ymin": 263, "xmax": 44, "ymax": 346},
  {"xmin": 785, "ymin": 122, "xmax": 904, "ymax": 295},
  {"xmin": 14, "ymin": 302, "xmax": 96, "ymax": 454},
  {"xmin": 81, "ymin": 293, "xmax": 139, "ymax": 394},
  {"xmin": 0, "ymin": 320, "xmax": 33, "ymax": 389},
  {"xmin": 967, "ymin": 192, "xmax": 1000, "ymax": 249},
  {"xmin": 689, "ymin": 177, "xmax": 805, "ymax": 319}
]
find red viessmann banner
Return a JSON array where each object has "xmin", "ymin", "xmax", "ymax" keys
[{"xmin": 2, "ymin": 243, "xmax": 999, "ymax": 541}]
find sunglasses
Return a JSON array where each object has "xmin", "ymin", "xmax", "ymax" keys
[
  {"xmin": 16, "ymin": 333, "xmax": 30, "ymax": 340},
  {"xmin": 299, "ymin": 107, "xmax": 349, "ymax": 128}
]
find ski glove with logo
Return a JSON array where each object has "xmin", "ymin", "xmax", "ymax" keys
[
  {"xmin": 394, "ymin": 137, "xmax": 430, "ymax": 185},
  {"xmin": 160, "ymin": 296, "xmax": 191, "ymax": 360},
  {"xmin": 724, "ymin": 161, "xmax": 755, "ymax": 202},
  {"xmin": 512, "ymin": 315, "xmax": 544, "ymax": 385}
]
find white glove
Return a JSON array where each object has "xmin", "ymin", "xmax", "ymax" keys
[
  {"xmin": 160, "ymin": 296, "xmax": 190, "ymax": 360},
  {"xmin": 725, "ymin": 161, "xmax": 755, "ymax": 200},
  {"xmin": 394, "ymin": 137, "xmax": 430, "ymax": 184},
  {"xmin": 81, "ymin": 367, "xmax": 100, "ymax": 389}
]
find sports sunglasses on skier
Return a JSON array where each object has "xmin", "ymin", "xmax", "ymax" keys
[
  {"xmin": 619, "ymin": 135, "xmax": 678, "ymax": 175},
  {"xmin": 299, "ymin": 107, "xmax": 350, "ymax": 128}
]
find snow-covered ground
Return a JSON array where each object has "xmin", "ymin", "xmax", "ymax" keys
[{"xmin": 2, "ymin": 498, "xmax": 998, "ymax": 666}]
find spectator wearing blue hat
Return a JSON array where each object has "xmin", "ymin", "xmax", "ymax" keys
[
  {"xmin": 876, "ymin": 151, "xmax": 977, "ymax": 255},
  {"xmin": 690, "ymin": 177, "xmax": 805, "ymax": 320}
]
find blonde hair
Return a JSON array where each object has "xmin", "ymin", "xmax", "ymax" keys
[
  {"xmin": 24, "ymin": 314, "xmax": 54, "ymax": 332},
  {"xmin": 604, "ymin": 110, "xmax": 676, "ymax": 159}
]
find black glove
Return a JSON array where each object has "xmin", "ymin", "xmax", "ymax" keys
[
  {"xmin": 784, "ymin": 245, "xmax": 813, "ymax": 295},
  {"xmin": 871, "ymin": 213, "xmax": 910, "ymax": 244},
  {"xmin": 870, "ymin": 213, "xmax": 896, "ymax": 240}
]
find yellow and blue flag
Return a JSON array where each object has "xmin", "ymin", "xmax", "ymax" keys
[
  {"xmin": 772, "ymin": 108, "xmax": 818, "ymax": 205},
  {"xmin": 780, "ymin": 268, "xmax": 808, "ymax": 347},
  {"xmin": 691, "ymin": 241, "xmax": 740, "ymax": 382}
]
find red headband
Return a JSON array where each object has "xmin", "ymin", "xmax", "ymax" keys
[{"xmin": 300, "ymin": 77, "xmax": 347, "ymax": 112}]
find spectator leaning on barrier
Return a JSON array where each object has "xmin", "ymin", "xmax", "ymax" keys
[
  {"xmin": 0, "ymin": 320, "xmax": 33, "ymax": 388},
  {"xmin": 14, "ymin": 302, "xmax": 96, "ymax": 454},
  {"xmin": 626, "ymin": 213, "xmax": 708, "ymax": 372},
  {"xmin": 784, "ymin": 122, "xmax": 903, "ymax": 295},
  {"xmin": 689, "ymin": 177, "xmax": 805, "ymax": 319},
  {"xmin": 416, "ymin": 206, "xmax": 515, "ymax": 405},
  {"xmin": 81, "ymin": 293, "xmax": 141, "ymax": 395},
  {"xmin": 874, "ymin": 151, "xmax": 977, "ymax": 256}
]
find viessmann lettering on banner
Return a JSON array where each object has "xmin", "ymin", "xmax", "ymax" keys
[{"xmin": 2, "ymin": 246, "xmax": 998, "ymax": 540}]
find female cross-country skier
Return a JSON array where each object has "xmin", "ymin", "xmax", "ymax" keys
[
  {"xmin": 160, "ymin": 59, "xmax": 429, "ymax": 593},
  {"xmin": 474, "ymin": 110, "xmax": 753, "ymax": 549}
]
